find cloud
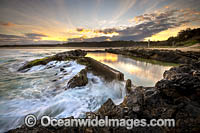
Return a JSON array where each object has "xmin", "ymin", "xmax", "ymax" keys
[
  {"xmin": 0, "ymin": 33, "xmax": 59, "ymax": 45},
  {"xmin": 0, "ymin": 34, "xmax": 27, "ymax": 44},
  {"xmin": 0, "ymin": 21, "xmax": 17, "ymax": 27},
  {"xmin": 113, "ymin": 9, "xmax": 197, "ymax": 40},
  {"xmin": 69, "ymin": 9, "xmax": 200, "ymax": 42},
  {"xmin": 24, "ymin": 33, "xmax": 47, "ymax": 39},
  {"xmin": 0, "ymin": 34, "xmax": 23, "ymax": 39},
  {"xmin": 76, "ymin": 27, "xmax": 117, "ymax": 34},
  {"xmin": 95, "ymin": 28, "xmax": 117, "ymax": 34},
  {"xmin": 68, "ymin": 36, "xmax": 109, "ymax": 42},
  {"xmin": 129, "ymin": 14, "xmax": 154, "ymax": 23},
  {"xmin": 76, "ymin": 28, "xmax": 85, "ymax": 32}
]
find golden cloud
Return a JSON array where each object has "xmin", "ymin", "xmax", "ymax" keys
[
  {"xmin": 75, "ymin": 27, "xmax": 119, "ymax": 39},
  {"xmin": 0, "ymin": 22, "xmax": 17, "ymax": 27}
]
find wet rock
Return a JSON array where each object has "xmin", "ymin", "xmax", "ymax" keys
[
  {"xmin": 18, "ymin": 50, "xmax": 87, "ymax": 71},
  {"xmin": 18, "ymin": 56, "xmax": 54, "ymax": 71},
  {"xmin": 91, "ymin": 78, "xmax": 98, "ymax": 84},
  {"xmin": 54, "ymin": 50, "xmax": 87, "ymax": 60},
  {"xmin": 64, "ymin": 72, "xmax": 69, "ymax": 75},
  {"xmin": 97, "ymin": 98, "xmax": 125, "ymax": 119},
  {"xmin": 63, "ymin": 63, "xmax": 71, "ymax": 67},
  {"xmin": 125, "ymin": 79, "xmax": 132, "ymax": 93},
  {"xmin": 66, "ymin": 49, "xmax": 87, "ymax": 57},
  {"xmin": 97, "ymin": 98, "xmax": 117, "ymax": 117},
  {"xmin": 63, "ymin": 70, "xmax": 67, "ymax": 73},
  {"xmin": 52, "ymin": 79, "xmax": 57, "ymax": 82},
  {"xmin": 76, "ymin": 57, "xmax": 90, "ymax": 66},
  {"xmin": 60, "ymin": 67, "xmax": 65, "ymax": 72},
  {"xmin": 67, "ymin": 69, "xmax": 88, "ymax": 89},
  {"xmin": 46, "ymin": 66, "xmax": 53, "ymax": 69}
]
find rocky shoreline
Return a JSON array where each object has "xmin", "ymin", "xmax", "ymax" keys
[
  {"xmin": 8, "ymin": 49, "xmax": 200, "ymax": 133},
  {"xmin": 106, "ymin": 48, "xmax": 200, "ymax": 64}
]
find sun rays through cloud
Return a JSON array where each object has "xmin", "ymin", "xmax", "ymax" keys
[{"xmin": 0, "ymin": 0, "xmax": 200, "ymax": 44}]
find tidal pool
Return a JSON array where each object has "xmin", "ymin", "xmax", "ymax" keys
[{"xmin": 86, "ymin": 52, "xmax": 176, "ymax": 87}]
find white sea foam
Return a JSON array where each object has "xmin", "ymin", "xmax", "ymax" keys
[{"xmin": 0, "ymin": 60, "xmax": 125, "ymax": 133}]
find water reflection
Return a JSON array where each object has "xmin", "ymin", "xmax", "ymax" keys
[
  {"xmin": 86, "ymin": 53, "xmax": 118, "ymax": 62},
  {"xmin": 86, "ymin": 52, "xmax": 172, "ymax": 87}
]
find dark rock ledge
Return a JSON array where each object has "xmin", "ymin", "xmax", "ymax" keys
[
  {"xmin": 18, "ymin": 50, "xmax": 87, "ymax": 71},
  {"xmin": 9, "ymin": 50, "xmax": 200, "ymax": 133},
  {"xmin": 106, "ymin": 48, "xmax": 200, "ymax": 64}
]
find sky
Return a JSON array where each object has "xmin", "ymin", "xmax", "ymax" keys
[{"xmin": 0, "ymin": 0, "xmax": 200, "ymax": 45}]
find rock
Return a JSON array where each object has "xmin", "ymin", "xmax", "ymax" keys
[
  {"xmin": 192, "ymin": 70, "xmax": 200, "ymax": 77},
  {"xmin": 55, "ymin": 49, "xmax": 87, "ymax": 59},
  {"xmin": 174, "ymin": 102, "xmax": 200, "ymax": 132},
  {"xmin": 97, "ymin": 98, "xmax": 116, "ymax": 116},
  {"xmin": 125, "ymin": 79, "xmax": 132, "ymax": 93},
  {"xmin": 60, "ymin": 67, "xmax": 65, "ymax": 72},
  {"xmin": 64, "ymin": 72, "xmax": 69, "ymax": 75},
  {"xmin": 46, "ymin": 66, "xmax": 53, "ymax": 69},
  {"xmin": 18, "ymin": 57, "xmax": 54, "ymax": 71},
  {"xmin": 106, "ymin": 48, "xmax": 200, "ymax": 64},
  {"xmin": 132, "ymin": 104, "xmax": 140, "ymax": 112},
  {"xmin": 67, "ymin": 69, "xmax": 88, "ymax": 89},
  {"xmin": 121, "ymin": 86, "xmax": 144, "ymax": 116},
  {"xmin": 67, "ymin": 49, "xmax": 87, "ymax": 57},
  {"xmin": 91, "ymin": 78, "xmax": 98, "ymax": 84},
  {"xmin": 156, "ymin": 61, "xmax": 200, "ymax": 103},
  {"xmin": 157, "ymin": 75, "xmax": 200, "ymax": 97},
  {"xmin": 63, "ymin": 63, "xmax": 71, "ymax": 67},
  {"xmin": 97, "ymin": 98, "xmax": 125, "ymax": 119},
  {"xmin": 52, "ymin": 79, "xmax": 57, "ymax": 82},
  {"xmin": 18, "ymin": 50, "xmax": 87, "ymax": 71}
]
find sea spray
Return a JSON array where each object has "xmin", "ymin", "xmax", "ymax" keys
[{"xmin": 0, "ymin": 59, "xmax": 125, "ymax": 132}]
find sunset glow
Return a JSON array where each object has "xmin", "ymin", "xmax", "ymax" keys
[
  {"xmin": 86, "ymin": 53, "xmax": 118, "ymax": 62},
  {"xmin": 0, "ymin": 0, "xmax": 200, "ymax": 45}
]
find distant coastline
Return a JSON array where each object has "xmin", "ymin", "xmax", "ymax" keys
[
  {"xmin": 0, "ymin": 41, "xmax": 148, "ymax": 48},
  {"xmin": 0, "ymin": 46, "xmax": 118, "ymax": 50}
]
